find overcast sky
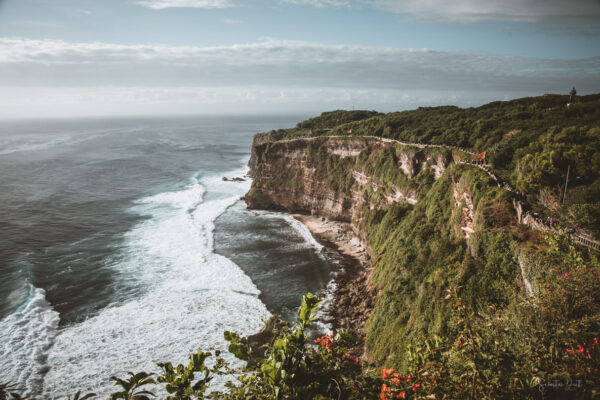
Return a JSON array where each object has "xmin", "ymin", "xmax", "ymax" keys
[{"xmin": 0, "ymin": 0, "xmax": 599, "ymax": 118}]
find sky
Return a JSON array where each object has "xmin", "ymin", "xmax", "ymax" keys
[{"xmin": 0, "ymin": 0, "xmax": 599, "ymax": 118}]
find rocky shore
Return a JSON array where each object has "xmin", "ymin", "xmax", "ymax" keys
[{"xmin": 293, "ymin": 215, "xmax": 376, "ymax": 358}]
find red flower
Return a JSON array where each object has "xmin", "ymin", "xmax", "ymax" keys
[
  {"xmin": 577, "ymin": 345, "xmax": 585, "ymax": 355},
  {"xmin": 412, "ymin": 382, "xmax": 421, "ymax": 391},
  {"xmin": 382, "ymin": 368, "xmax": 395, "ymax": 379},
  {"xmin": 456, "ymin": 340, "xmax": 462, "ymax": 347},
  {"xmin": 315, "ymin": 335, "xmax": 336, "ymax": 349}
]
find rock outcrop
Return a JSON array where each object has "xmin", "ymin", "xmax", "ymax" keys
[
  {"xmin": 247, "ymin": 136, "xmax": 449, "ymax": 223},
  {"xmin": 246, "ymin": 134, "xmax": 457, "ymax": 356}
]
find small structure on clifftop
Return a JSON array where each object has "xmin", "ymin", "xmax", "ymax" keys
[{"xmin": 569, "ymin": 87, "xmax": 577, "ymax": 103}]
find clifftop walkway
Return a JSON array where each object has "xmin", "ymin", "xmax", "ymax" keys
[{"xmin": 267, "ymin": 133, "xmax": 599, "ymax": 251}]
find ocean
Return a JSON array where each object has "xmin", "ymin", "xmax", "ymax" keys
[{"xmin": 0, "ymin": 116, "xmax": 333, "ymax": 398}]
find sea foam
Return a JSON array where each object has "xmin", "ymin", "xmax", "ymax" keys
[
  {"xmin": 1, "ymin": 168, "xmax": 270, "ymax": 399},
  {"xmin": 0, "ymin": 286, "xmax": 60, "ymax": 396}
]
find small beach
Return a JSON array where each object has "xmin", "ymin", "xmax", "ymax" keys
[{"xmin": 293, "ymin": 214, "xmax": 376, "ymax": 358}]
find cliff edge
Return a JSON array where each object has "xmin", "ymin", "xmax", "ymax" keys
[{"xmin": 246, "ymin": 96, "xmax": 600, "ymax": 367}]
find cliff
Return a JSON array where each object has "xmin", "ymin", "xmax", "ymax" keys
[
  {"xmin": 245, "ymin": 96, "xmax": 600, "ymax": 368},
  {"xmin": 246, "ymin": 133, "xmax": 517, "ymax": 365},
  {"xmin": 247, "ymin": 136, "xmax": 450, "ymax": 223}
]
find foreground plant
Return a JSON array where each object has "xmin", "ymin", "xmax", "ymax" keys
[
  {"xmin": 108, "ymin": 372, "xmax": 156, "ymax": 400},
  {"xmin": 221, "ymin": 293, "xmax": 379, "ymax": 399},
  {"xmin": 3, "ymin": 254, "xmax": 600, "ymax": 400}
]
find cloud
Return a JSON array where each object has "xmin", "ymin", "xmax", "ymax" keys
[
  {"xmin": 1, "ymin": 37, "xmax": 598, "ymax": 90},
  {"xmin": 223, "ymin": 18, "xmax": 242, "ymax": 24},
  {"xmin": 280, "ymin": 0, "xmax": 350, "ymax": 7},
  {"xmin": 367, "ymin": 0, "xmax": 600, "ymax": 22},
  {"xmin": 137, "ymin": 0, "xmax": 234, "ymax": 10},
  {"xmin": 0, "ymin": 37, "xmax": 598, "ymax": 117}
]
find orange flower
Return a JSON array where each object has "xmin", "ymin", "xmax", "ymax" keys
[
  {"xmin": 382, "ymin": 368, "xmax": 395, "ymax": 379},
  {"xmin": 396, "ymin": 392, "xmax": 406, "ymax": 399},
  {"xmin": 380, "ymin": 383, "xmax": 391, "ymax": 400},
  {"xmin": 456, "ymin": 340, "xmax": 462, "ymax": 347}
]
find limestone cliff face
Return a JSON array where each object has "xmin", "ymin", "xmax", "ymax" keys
[
  {"xmin": 247, "ymin": 138, "xmax": 359, "ymax": 221},
  {"xmin": 246, "ymin": 135, "xmax": 449, "ymax": 227},
  {"xmin": 246, "ymin": 133, "xmax": 530, "ymax": 365}
]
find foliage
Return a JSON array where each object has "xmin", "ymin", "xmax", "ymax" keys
[
  {"xmin": 157, "ymin": 351, "xmax": 222, "ymax": 400},
  {"xmin": 252, "ymin": 94, "xmax": 600, "ymax": 235},
  {"xmin": 3, "ymin": 275, "xmax": 600, "ymax": 399},
  {"xmin": 0, "ymin": 382, "xmax": 96, "ymax": 400},
  {"xmin": 0, "ymin": 382, "xmax": 28, "ymax": 400},
  {"xmin": 221, "ymin": 293, "xmax": 379, "ymax": 400},
  {"xmin": 5, "ymin": 95, "xmax": 600, "ymax": 399},
  {"xmin": 68, "ymin": 392, "xmax": 97, "ymax": 400},
  {"xmin": 108, "ymin": 372, "xmax": 156, "ymax": 400},
  {"xmin": 1, "ymin": 294, "xmax": 378, "ymax": 400},
  {"xmin": 296, "ymin": 110, "xmax": 381, "ymax": 130},
  {"xmin": 243, "ymin": 95, "xmax": 600, "ymax": 399}
]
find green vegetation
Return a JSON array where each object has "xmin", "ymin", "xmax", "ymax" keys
[
  {"xmin": 253, "ymin": 110, "xmax": 380, "ymax": 143},
  {"xmin": 1, "ymin": 294, "xmax": 380, "ymax": 400},
  {"xmin": 244, "ymin": 94, "xmax": 600, "ymax": 398},
  {"xmin": 296, "ymin": 110, "xmax": 381, "ymax": 131},
  {"xmin": 4, "ymin": 95, "xmax": 599, "ymax": 399},
  {"xmin": 3, "ymin": 280, "xmax": 598, "ymax": 399},
  {"xmin": 253, "ymin": 95, "xmax": 600, "ymax": 235}
]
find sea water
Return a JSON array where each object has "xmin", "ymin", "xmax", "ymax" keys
[{"xmin": 0, "ymin": 116, "xmax": 332, "ymax": 398}]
